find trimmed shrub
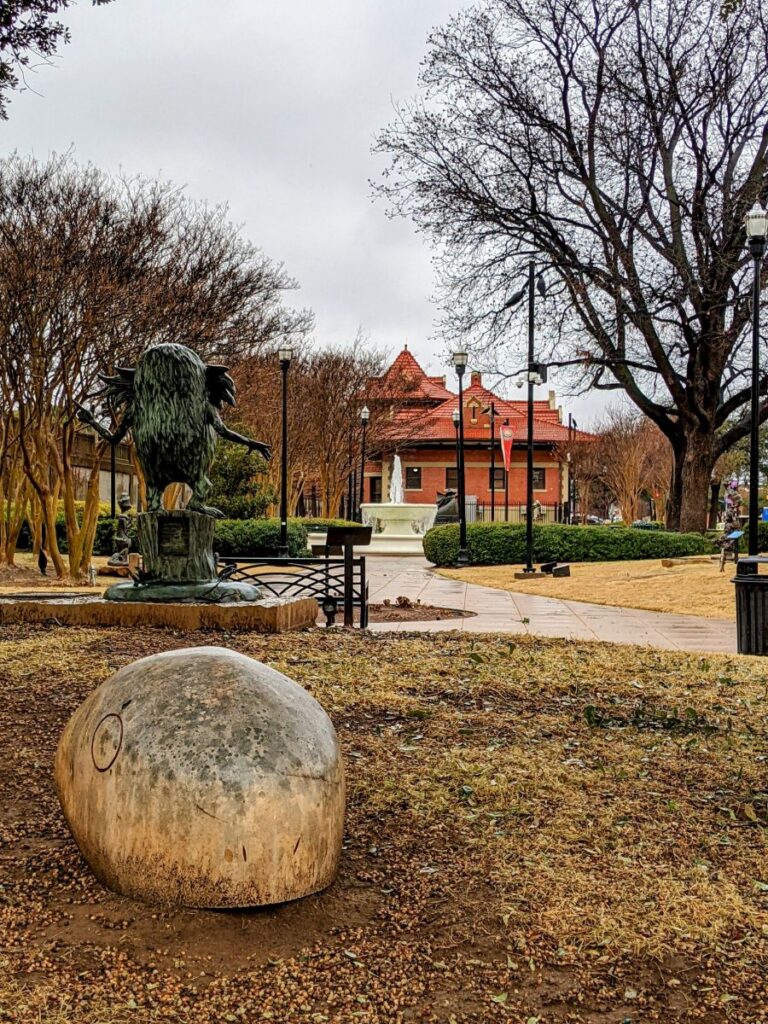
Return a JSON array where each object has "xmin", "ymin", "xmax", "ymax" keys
[
  {"xmin": 298, "ymin": 518, "xmax": 359, "ymax": 532},
  {"xmin": 423, "ymin": 522, "xmax": 716, "ymax": 567},
  {"xmin": 213, "ymin": 518, "xmax": 309, "ymax": 558}
]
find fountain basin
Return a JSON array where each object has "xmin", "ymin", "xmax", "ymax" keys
[{"xmin": 360, "ymin": 502, "xmax": 436, "ymax": 556}]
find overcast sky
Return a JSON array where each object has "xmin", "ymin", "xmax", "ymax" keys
[{"xmin": 1, "ymin": 0, "xmax": 606, "ymax": 425}]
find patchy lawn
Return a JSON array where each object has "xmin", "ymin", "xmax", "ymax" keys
[
  {"xmin": 1, "ymin": 625, "xmax": 767, "ymax": 1022},
  {"xmin": 438, "ymin": 558, "xmax": 736, "ymax": 620}
]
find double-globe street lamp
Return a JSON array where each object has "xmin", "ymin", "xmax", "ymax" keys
[
  {"xmin": 452, "ymin": 350, "xmax": 469, "ymax": 566},
  {"xmin": 745, "ymin": 203, "xmax": 768, "ymax": 563},
  {"xmin": 358, "ymin": 405, "xmax": 370, "ymax": 521},
  {"xmin": 278, "ymin": 347, "xmax": 293, "ymax": 558},
  {"xmin": 509, "ymin": 261, "xmax": 548, "ymax": 574}
]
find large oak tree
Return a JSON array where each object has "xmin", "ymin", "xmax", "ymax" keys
[
  {"xmin": 375, "ymin": 0, "xmax": 768, "ymax": 531},
  {"xmin": 0, "ymin": 1, "xmax": 114, "ymax": 120}
]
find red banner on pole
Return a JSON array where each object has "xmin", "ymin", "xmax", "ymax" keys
[{"xmin": 500, "ymin": 425, "xmax": 514, "ymax": 472}]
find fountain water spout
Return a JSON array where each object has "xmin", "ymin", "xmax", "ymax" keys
[{"xmin": 389, "ymin": 454, "xmax": 405, "ymax": 504}]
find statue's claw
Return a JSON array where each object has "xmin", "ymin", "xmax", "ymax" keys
[
  {"xmin": 75, "ymin": 402, "xmax": 95, "ymax": 426},
  {"xmin": 187, "ymin": 499, "xmax": 225, "ymax": 519},
  {"xmin": 249, "ymin": 442, "xmax": 271, "ymax": 460}
]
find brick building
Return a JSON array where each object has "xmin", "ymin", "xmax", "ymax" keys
[{"xmin": 364, "ymin": 347, "xmax": 589, "ymax": 521}]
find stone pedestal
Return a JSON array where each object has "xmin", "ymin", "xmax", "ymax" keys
[
  {"xmin": 54, "ymin": 647, "xmax": 345, "ymax": 908},
  {"xmin": 138, "ymin": 510, "xmax": 217, "ymax": 582},
  {"xmin": 105, "ymin": 510, "xmax": 262, "ymax": 604}
]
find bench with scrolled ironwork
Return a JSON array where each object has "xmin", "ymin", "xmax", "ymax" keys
[{"xmin": 217, "ymin": 556, "xmax": 368, "ymax": 627}]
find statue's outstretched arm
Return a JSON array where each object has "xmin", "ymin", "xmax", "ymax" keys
[
  {"xmin": 75, "ymin": 403, "xmax": 132, "ymax": 446},
  {"xmin": 212, "ymin": 414, "xmax": 272, "ymax": 460}
]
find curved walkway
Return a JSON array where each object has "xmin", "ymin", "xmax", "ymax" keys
[{"xmin": 365, "ymin": 557, "xmax": 736, "ymax": 655}]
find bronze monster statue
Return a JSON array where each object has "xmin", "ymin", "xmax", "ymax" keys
[{"xmin": 77, "ymin": 343, "xmax": 270, "ymax": 518}]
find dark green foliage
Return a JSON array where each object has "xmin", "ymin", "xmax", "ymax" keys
[
  {"xmin": 213, "ymin": 519, "xmax": 309, "ymax": 558},
  {"xmin": 209, "ymin": 440, "xmax": 274, "ymax": 519},
  {"xmin": 631, "ymin": 520, "xmax": 663, "ymax": 530},
  {"xmin": 299, "ymin": 518, "xmax": 360, "ymax": 531},
  {"xmin": 738, "ymin": 521, "xmax": 768, "ymax": 553},
  {"xmin": 423, "ymin": 523, "xmax": 715, "ymax": 566},
  {"xmin": 0, "ymin": 2, "xmax": 115, "ymax": 121},
  {"xmin": 20, "ymin": 515, "xmax": 310, "ymax": 559}
]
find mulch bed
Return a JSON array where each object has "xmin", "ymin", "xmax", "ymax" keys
[
  {"xmin": 367, "ymin": 603, "xmax": 474, "ymax": 622},
  {"xmin": 1, "ymin": 624, "xmax": 767, "ymax": 1022}
]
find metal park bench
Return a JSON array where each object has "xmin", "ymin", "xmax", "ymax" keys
[{"xmin": 217, "ymin": 525, "xmax": 372, "ymax": 628}]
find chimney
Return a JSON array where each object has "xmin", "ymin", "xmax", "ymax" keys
[
  {"xmin": 470, "ymin": 371, "xmax": 482, "ymax": 387},
  {"xmin": 548, "ymin": 389, "xmax": 556, "ymax": 409}
]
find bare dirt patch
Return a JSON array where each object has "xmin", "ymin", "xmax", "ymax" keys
[{"xmin": 1, "ymin": 625, "xmax": 766, "ymax": 1022}]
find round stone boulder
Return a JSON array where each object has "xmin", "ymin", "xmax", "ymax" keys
[{"xmin": 54, "ymin": 646, "xmax": 344, "ymax": 908}]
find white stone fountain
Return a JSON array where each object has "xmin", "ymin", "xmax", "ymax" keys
[{"xmin": 360, "ymin": 454, "xmax": 436, "ymax": 556}]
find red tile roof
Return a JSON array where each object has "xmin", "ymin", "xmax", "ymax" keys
[
  {"xmin": 369, "ymin": 347, "xmax": 591, "ymax": 447},
  {"xmin": 368, "ymin": 346, "xmax": 454, "ymax": 403}
]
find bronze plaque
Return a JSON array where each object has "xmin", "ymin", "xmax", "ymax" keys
[{"xmin": 158, "ymin": 518, "xmax": 190, "ymax": 557}]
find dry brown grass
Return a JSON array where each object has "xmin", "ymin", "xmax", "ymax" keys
[
  {"xmin": 1, "ymin": 626, "xmax": 767, "ymax": 1022},
  {"xmin": 439, "ymin": 557, "xmax": 736, "ymax": 619}
]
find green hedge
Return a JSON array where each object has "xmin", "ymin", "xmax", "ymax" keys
[
  {"xmin": 299, "ymin": 518, "xmax": 360, "ymax": 532},
  {"xmin": 423, "ymin": 522, "xmax": 716, "ymax": 567},
  {"xmin": 18, "ymin": 515, "xmax": 309, "ymax": 559},
  {"xmin": 213, "ymin": 519, "xmax": 309, "ymax": 558}
]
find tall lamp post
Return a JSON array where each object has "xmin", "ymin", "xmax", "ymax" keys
[
  {"xmin": 452, "ymin": 407, "xmax": 461, "ymax": 521},
  {"xmin": 452, "ymin": 351, "xmax": 469, "ymax": 566},
  {"xmin": 487, "ymin": 401, "xmax": 497, "ymax": 522},
  {"xmin": 278, "ymin": 347, "xmax": 293, "ymax": 558},
  {"xmin": 745, "ymin": 203, "xmax": 768, "ymax": 562},
  {"xmin": 358, "ymin": 405, "xmax": 370, "ymax": 521},
  {"xmin": 508, "ymin": 261, "xmax": 547, "ymax": 573}
]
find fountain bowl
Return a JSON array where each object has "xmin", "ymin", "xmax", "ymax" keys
[{"xmin": 360, "ymin": 502, "xmax": 436, "ymax": 556}]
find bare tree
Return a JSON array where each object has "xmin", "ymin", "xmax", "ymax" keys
[
  {"xmin": 0, "ymin": 154, "xmax": 310, "ymax": 577},
  {"xmin": 234, "ymin": 339, "xmax": 388, "ymax": 519},
  {"xmin": 375, "ymin": 0, "xmax": 768, "ymax": 532}
]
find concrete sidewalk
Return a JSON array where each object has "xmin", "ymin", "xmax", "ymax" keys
[{"xmin": 364, "ymin": 557, "xmax": 737, "ymax": 654}]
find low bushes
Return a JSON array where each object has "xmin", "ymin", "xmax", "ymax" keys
[
  {"xmin": 423, "ymin": 522, "xmax": 716, "ymax": 567},
  {"xmin": 213, "ymin": 518, "xmax": 309, "ymax": 558},
  {"xmin": 298, "ymin": 518, "xmax": 359, "ymax": 532},
  {"xmin": 18, "ymin": 515, "xmax": 310, "ymax": 559}
]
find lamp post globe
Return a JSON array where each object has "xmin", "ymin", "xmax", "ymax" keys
[
  {"xmin": 452, "ymin": 352, "xmax": 469, "ymax": 566},
  {"xmin": 358, "ymin": 405, "xmax": 370, "ymax": 522},
  {"xmin": 745, "ymin": 204, "xmax": 768, "ymax": 564},
  {"xmin": 278, "ymin": 347, "xmax": 293, "ymax": 558}
]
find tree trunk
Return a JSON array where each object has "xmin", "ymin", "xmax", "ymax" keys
[
  {"xmin": 666, "ymin": 452, "xmax": 684, "ymax": 532},
  {"xmin": 708, "ymin": 479, "xmax": 721, "ymax": 531},
  {"xmin": 678, "ymin": 432, "xmax": 715, "ymax": 534}
]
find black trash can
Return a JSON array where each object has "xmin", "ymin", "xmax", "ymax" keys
[{"xmin": 733, "ymin": 557, "xmax": 768, "ymax": 655}]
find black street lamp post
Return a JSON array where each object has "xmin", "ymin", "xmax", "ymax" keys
[
  {"xmin": 278, "ymin": 347, "xmax": 293, "ymax": 557},
  {"xmin": 488, "ymin": 401, "xmax": 497, "ymax": 522},
  {"xmin": 358, "ymin": 405, "xmax": 369, "ymax": 521},
  {"xmin": 452, "ymin": 407, "xmax": 460, "ymax": 520},
  {"xmin": 745, "ymin": 203, "xmax": 768, "ymax": 561},
  {"xmin": 453, "ymin": 351, "xmax": 469, "ymax": 565},
  {"xmin": 734, "ymin": 203, "xmax": 768, "ymax": 656},
  {"xmin": 508, "ymin": 261, "xmax": 547, "ymax": 572}
]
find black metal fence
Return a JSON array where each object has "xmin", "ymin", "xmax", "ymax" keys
[
  {"xmin": 218, "ymin": 556, "xmax": 368, "ymax": 627},
  {"xmin": 474, "ymin": 501, "xmax": 566, "ymax": 524}
]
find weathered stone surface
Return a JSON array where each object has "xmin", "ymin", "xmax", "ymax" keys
[
  {"xmin": 0, "ymin": 594, "xmax": 317, "ymax": 632},
  {"xmin": 137, "ymin": 509, "xmax": 218, "ymax": 583},
  {"xmin": 54, "ymin": 647, "xmax": 344, "ymax": 908}
]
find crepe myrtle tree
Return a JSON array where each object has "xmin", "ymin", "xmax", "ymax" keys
[
  {"xmin": 0, "ymin": 153, "xmax": 310, "ymax": 578},
  {"xmin": 375, "ymin": 0, "xmax": 768, "ymax": 532}
]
